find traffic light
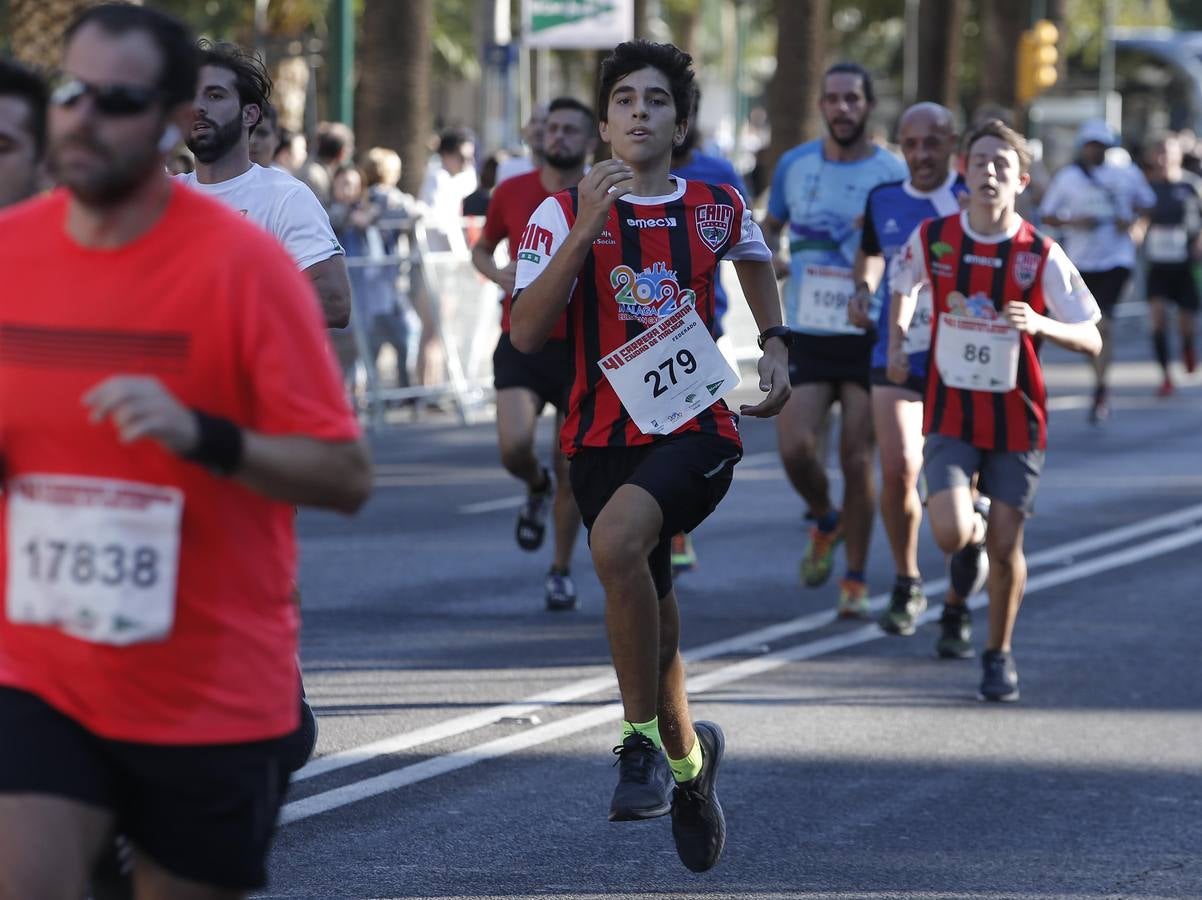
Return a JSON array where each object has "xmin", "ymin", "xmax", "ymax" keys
[{"xmin": 1016, "ymin": 19, "xmax": 1059, "ymax": 105}]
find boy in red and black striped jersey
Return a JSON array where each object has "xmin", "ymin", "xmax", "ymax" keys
[
  {"xmin": 888, "ymin": 119, "xmax": 1102, "ymax": 703},
  {"xmin": 511, "ymin": 40, "xmax": 790, "ymax": 872}
]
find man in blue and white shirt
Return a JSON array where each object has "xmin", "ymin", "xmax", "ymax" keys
[{"xmin": 760, "ymin": 62, "xmax": 906, "ymax": 618}]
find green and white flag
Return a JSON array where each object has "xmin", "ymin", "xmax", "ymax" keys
[{"xmin": 523, "ymin": 0, "xmax": 634, "ymax": 49}]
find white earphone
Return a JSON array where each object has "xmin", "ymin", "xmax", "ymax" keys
[{"xmin": 158, "ymin": 124, "xmax": 181, "ymax": 154}]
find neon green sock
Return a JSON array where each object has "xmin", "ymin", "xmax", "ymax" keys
[
  {"xmin": 668, "ymin": 736, "xmax": 703, "ymax": 783},
  {"xmin": 621, "ymin": 716, "xmax": 662, "ymax": 750}
]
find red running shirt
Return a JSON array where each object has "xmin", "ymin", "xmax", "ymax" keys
[
  {"xmin": 481, "ymin": 170, "xmax": 568, "ymax": 340},
  {"xmin": 0, "ymin": 185, "xmax": 360, "ymax": 744}
]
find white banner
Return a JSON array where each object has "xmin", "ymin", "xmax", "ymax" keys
[{"xmin": 523, "ymin": 0, "xmax": 634, "ymax": 49}]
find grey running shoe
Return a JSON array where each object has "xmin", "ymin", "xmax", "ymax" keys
[
  {"xmin": 515, "ymin": 468, "xmax": 552, "ymax": 551},
  {"xmin": 936, "ymin": 604, "xmax": 974, "ymax": 659},
  {"xmin": 544, "ymin": 569, "xmax": 578, "ymax": 611},
  {"xmin": 878, "ymin": 582, "xmax": 928, "ymax": 636},
  {"xmin": 608, "ymin": 733, "xmax": 674, "ymax": 821},
  {"xmin": 978, "ymin": 649, "xmax": 1020, "ymax": 702},
  {"xmin": 670, "ymin": 721, "xmax": 727, "ymax": 873}
]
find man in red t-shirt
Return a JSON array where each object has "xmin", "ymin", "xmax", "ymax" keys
[
  {"xmin": 888, "ymin": 119, "xmax": 1101, "ymax": 703},
  {"xmin": 512, "ymin": 41, "xmax": 789, "ymax": 873},
  {"xmin": 0, "ymin": 6, "xmax": 370, "ymax": 897},
  {"xmin": 471, "ymin": 97, "xmax": 595, "ymax": 612}
]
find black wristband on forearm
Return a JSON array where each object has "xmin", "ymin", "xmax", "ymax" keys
[{"xmin": 184, "ymin": 410, "xmax": 244, "ymax": 475}]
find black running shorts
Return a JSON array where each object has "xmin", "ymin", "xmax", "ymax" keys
[
  {"xmin": 1146, "ymin": 263, "xmax": 1200, "ymax": 311},
  {"xmin": 788, "ymin": 331, "xmax": 874, "ymax": 392},
  {"xmin": 1080, "ymin": 266, "xmax": 1131, "ymax": 319},
  {"xmin": 0, "ymin": 686, "xmax": 294, "ymax": 890},
  {"xmin": 569, "ymin": 432, "xmax": 742, "ymax": 598},
  {"xmin": 493, "ymin": 333, "xmax": 571, "ymax": 412},
  {"xmin": 870, "ymin": 366, "xmax": 926, "ymax": 397}
]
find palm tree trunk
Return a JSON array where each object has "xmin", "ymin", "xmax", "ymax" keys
[
  {"xmin": 978, "ymin": 0, "xmax": 1030, "ymax": 118},
  {"xmin": 916, "ymin": 0, "xmax": 965, "ymax": 111},
  {"xmin": 357, "ymin": 0, "xmax": 432, "ymax": 198},
  {"xmin": 766, "ymin": 0, "xmax": 827, "ymax": 177}
]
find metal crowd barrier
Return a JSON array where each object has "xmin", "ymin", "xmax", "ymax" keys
[{"xmin": 338, "ymin": 217, "xmax": 500, "ymax": 429}]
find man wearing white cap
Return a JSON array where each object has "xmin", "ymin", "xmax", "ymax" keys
[{"xmin": 1040, "ymin": 119, "xmax": 1154, "ymax": 422}]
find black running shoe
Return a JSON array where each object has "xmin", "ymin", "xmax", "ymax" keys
[
  {"xmin": 670, "ymin": 721, "xmax": 727, "ymax": 873},
  {"xmin": 515, "ymin": 468, "xmax": 552, "ymax": 551},
  {"xmin": 936, "ymin": 604, "xmax": 974, "ymax": 659},
  {"xmin": 608, "ymin": 733, "xmax": 674, "ymax": 821},
  {"xmin": 978, "ymin": 649, "xmax": 1020, "ymax": 702},
  {"xmin": 949, "ymin": 496, "xmax": 990, "ymax": 598},
  {"xmin": 878, "ymin": 582, "xmax": 927, "ymax": 636}
]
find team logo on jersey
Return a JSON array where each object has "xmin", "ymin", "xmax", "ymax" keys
[
  {"xmin": 695, "ymin": 203, "xmax": 734, "ymax": 252},
  {"xmin": 947, "ymin": 290, "xmax": 999, "ymax": 320},
  {"xmin": 931, "ymin": 240, "xmax": 954, "ymax": 259},
  {"xmin": 610, "ymin": 262, "xmax": 696, "ymax": 325},
  {"xmin": 1013, "ymin": 251, "xmax": 1041, "ymax": 289},
  {"xmin": 884, "ymin": 218, "xmax": 899, "ymax": 234}
]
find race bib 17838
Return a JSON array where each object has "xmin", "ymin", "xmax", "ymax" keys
[{"xmin": 6, "ymin": 474, "xmax": 183, "ymax": 646}]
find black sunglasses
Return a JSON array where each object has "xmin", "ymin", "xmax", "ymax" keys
[{"xmin": 50, "ymin": 76, "xmax": 161, "ymax": 116}]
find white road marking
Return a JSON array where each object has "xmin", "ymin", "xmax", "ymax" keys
[
  {"xmin": 282, "ymin": 509, "xmax": 1202, "ymax": 823},
  {"xmin": 457, "ymin": 496, "xmax": 526, "ymax": 514}
]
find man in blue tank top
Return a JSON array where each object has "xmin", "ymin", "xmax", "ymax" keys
[
  {"xmin": 761, "ymin": 63, "xmax": 907, "ymax": 618},
  {"xmin": 846, "ymin": 103, "xmax": 971, "ymax": 647}
]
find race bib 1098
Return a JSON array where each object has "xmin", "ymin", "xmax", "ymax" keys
[
  {"xmin": 6, "ymin": 474, "xmax": 183, "ymax": 646},
  {"xmin": 794, "ymin": 264, "xmax": 865, "ymax": 334}
]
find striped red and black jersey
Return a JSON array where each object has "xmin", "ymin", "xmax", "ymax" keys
[
  {"xmin": 551, "ymin": 181, "xmax": 746, "ymax": 457},
  {"xmin": 921, "ymin": 213, "xmax": 1055, "ymax": 451}
]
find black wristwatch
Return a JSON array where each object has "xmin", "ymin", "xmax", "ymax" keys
[{"xmin": 757, "ymin": 325, "xmax": 793, "ymax": 350}]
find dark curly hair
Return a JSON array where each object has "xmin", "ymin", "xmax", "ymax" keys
[{"xmin": 597, "ymin": 40, "xmax": 695, "ymax": 125}]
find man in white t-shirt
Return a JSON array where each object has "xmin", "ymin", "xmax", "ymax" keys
[
  {"xmin": 178, "ymin": 39, "xmax": 350, "ymax": 329},
  {"xmin": 1039, "ymin": 119, "xmax": 1154, "ymax": 422},
  {"xmin": 177, "ymin": 39, "xmax": 350, "ymax": 774}
]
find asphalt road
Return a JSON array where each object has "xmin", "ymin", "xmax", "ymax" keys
[{"xmin": 261, "ymin": 315, "xmax": 1202, "ymax": 900}]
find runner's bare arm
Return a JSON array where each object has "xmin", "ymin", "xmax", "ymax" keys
[
  {"xmin": 732, "ymin": 258, "xmax": 790, "ymax": 418},
  {"xmin": 234, "ymin": 432, "xmax": 373, "ymax": 512},
  {"xmin": 471, "ymin": 235, "xmax": 516, "ymax": 295},
  {"xmin": 305, "ymin": 255, "xmax": 352, "ymax": 329},
  {"xmin": 848, "ymin": 248, "xmax": 884, "ymax": 329},
  {"xmin": 887, "ymin": 288, "xmax": 918, "ymax": 384},
  {"xmin": 82, "ymin": 376, "xmax": 372, "ymax": 513},
  {"xmin": 1004, "ymin": 302, "xmax": 1102, "ymax": 356},
  {"xmin": 510, "ymin": 159, "xmax": 633, "ymax": 353},
  {"xmin": 758, "ymin": 213, "xmax": 790, "ymax": 280}
]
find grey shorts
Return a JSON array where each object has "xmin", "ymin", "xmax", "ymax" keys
[{"xmin": 922, "ymin": 433, "xmax": 1045, "ymax": 516}]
